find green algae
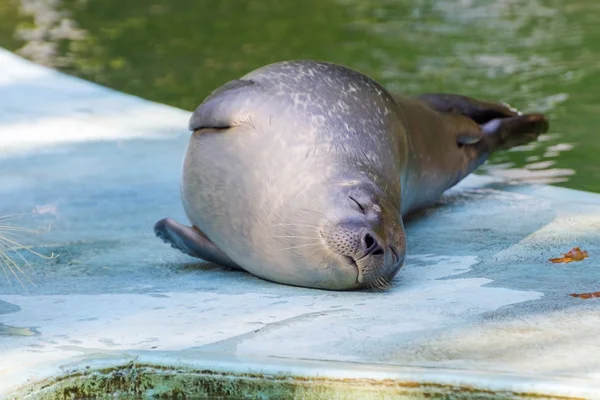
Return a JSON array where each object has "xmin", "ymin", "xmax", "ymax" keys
[{"xmin": 10, "ymin": 363, "xmax": 582, "ymax": 400}]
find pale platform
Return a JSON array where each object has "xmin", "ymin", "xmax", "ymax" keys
[{"xmin": 1, "ymin": 49, "xmax": 599, "ymax": 399}]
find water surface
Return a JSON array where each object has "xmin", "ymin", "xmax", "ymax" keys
[{"xmin": 1, "ymin": 0, "xmax": 598, "ymax": 192}]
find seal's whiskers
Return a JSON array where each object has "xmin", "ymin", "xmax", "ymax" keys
[
  {"xmin": 299, "ymin": 208, "xmax": 340, "ymax": 225},
  {"xmin": 274, "ymin": 242, "xmax": 323, "ymax": 252},
  {"xmin": 368, "ymin": 276, "xmax": 391, "ymax": 292},
  {"xmin": 269, "ymin": 235, "xmax": 320, "ymax": 239},
  {"xmin": 269, "ymin": 223, "xmax": 321, "ymax": 229}
]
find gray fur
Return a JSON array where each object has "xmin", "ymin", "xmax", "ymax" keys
[{"xmin": 155, "ymin": 60, "xmax": 548, "ymax": 290}]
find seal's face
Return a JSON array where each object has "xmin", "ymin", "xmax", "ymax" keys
[
  {"xmin": 263, "ymin": 176, "xmax": 406, "ymax": 291},
  {"xmin": 314, "ymin": 181, "xmax": 405, "ymax": 290}
]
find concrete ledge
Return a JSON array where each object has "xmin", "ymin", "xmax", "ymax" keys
[
  {"xmin": 1, "ymin": 49, "xmax": 599, "ymax": 399},
  {"xmin": 11, "ymin": 353, "xmax": 597, "ymax": 399}
]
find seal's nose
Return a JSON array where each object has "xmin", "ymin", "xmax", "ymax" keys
[
  {"xmin": 361, "ymin": 231, "xmax": 384, "ymax": 256},
  {"xmin": 325, "ymin": 225, "xmax": 384, "ymax": 260}
]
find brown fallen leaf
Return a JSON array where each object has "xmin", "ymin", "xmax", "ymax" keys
[
  {"xmin": 549, "ymin": 247, "xmax": 588, "ymax": 264},
  {"xmin": 568, "ymin": 291, "xmax": 600, "ymax": 300}
]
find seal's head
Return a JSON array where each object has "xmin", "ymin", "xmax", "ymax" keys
[
  {"xmin": 276, "ymin": 176, "xmax": 406, "ymax": 291},
  {"xmin": 182, "ymin": 60, "xmax": 408, "ymax": 290}
]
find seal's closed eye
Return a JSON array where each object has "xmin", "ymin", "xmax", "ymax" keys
[{"xmin": 349, "ymin": 196, "xmax": 366, "ymax": 213}]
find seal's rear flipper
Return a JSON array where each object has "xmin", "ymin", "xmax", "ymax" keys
[
  {"xmin": 415, "ymin": 93, "xmax": 549, "ymax": 152},
  {"xmin": 154, "ymin": 218, "xmax": 242, "ymax": 270},
  {"xmin": 415, "ymin": 93, "xmax": 518, "ymax": 124},
  {"xmin": 480, "ymin": 113, "xmax": 549, "ymax": 152}
]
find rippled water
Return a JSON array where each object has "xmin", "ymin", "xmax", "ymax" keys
[{"xmin": 1, "ymin": 0, "xmax": 598, "ymax": 192}]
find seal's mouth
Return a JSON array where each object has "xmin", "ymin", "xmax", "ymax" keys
[
  {"xmin": 319, "ymin": 229, "xmax": 362, "ymax": 285},
  {"xmin": 333, "ymin": 252, "xmax": 363, "ymax": 284},
  {"xmin": 339, "ymin": 254, "xmax": 363, "ymax": 284}
]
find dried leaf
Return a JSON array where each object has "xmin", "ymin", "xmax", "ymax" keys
[
  {"xmin": 549, "ymin": 247, "xmax": 588, "ymax": 264},
  {"xmin": 568, "ymin": 291, "xmax": 600, "ymax": 300}
]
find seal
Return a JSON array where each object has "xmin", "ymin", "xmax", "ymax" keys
[{"xmin": 154, "ymin": 60, "xmax": 548, "ymax": 291}]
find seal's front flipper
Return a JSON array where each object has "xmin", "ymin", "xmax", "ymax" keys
[
  {"xmin": 416, "ymin": 93, "xmax": 518, "ymax": 124},
  {"xmin": 154, "ymin": 218, "xmax": 242, "ymax": 270},
  {"xmin": 479, "ymin": 113, "xmax": 549, "ymax": 152}
]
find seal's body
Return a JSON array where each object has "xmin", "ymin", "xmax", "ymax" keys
[{"xmin": 155, "ymin": 61, "xmax": 548, "ymax": 290}]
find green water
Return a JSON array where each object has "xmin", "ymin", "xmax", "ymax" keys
[{"xmin": 1, "ymin": 0, "xmax": 598, "ymax": 192}]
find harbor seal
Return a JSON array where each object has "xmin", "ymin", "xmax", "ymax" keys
[{"xmin": 154, "ymin": 60, "xmax": 548, "ymax": 290}]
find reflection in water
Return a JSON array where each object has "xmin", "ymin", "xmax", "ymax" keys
[
  {"xmin": 0, "ymin": 0, "xmax": 598, "ymax": 191},
  {"xmin": 482, "ymin": 134, "xmax": 577, "ymax": 184},
  {"xmin": 338, "ymin": 0, "xmax": 592, "ymax": 188}
]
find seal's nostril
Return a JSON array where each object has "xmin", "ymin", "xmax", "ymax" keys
[
  {"xmin": 372, "ymin": 248, "xmax": 384, "ymax": 256},
  {"xmin": 363, "ymin": 233, "xmax": 375, "ymax": 250},
  {"xmin": 362, "ymin": 232, "xmax": 384, "ymax": 256}
]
